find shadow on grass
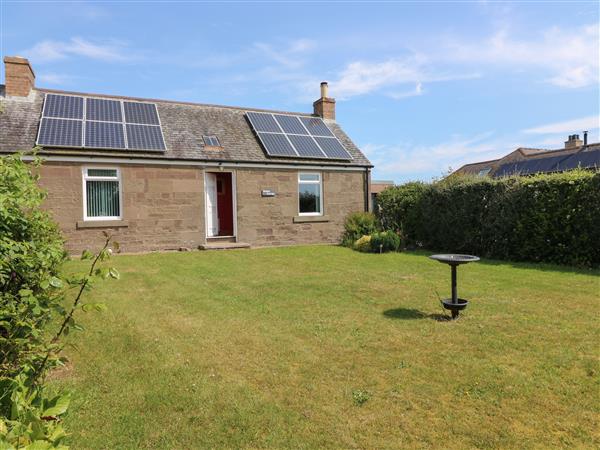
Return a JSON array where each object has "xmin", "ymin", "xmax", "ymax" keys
[{"xmin": 383, "ymin": 308, "xmax": 451, "ymax": 321}]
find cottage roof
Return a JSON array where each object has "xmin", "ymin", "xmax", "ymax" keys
[{"xmin": 0, "ymin": 86, "xmax": 372, "ymax": 168}]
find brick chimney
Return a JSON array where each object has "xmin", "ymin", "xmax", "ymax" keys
[
  {"xmin": 313, "ymin": 81, "xmax": 335, "ymax": 120},
  {"xmin": 565, "ymin": 134, "xmax": 583, "ymax": 149},
  {"xmin": 4, "ymin": 56, "xmax": 35, "ymax": 97}
]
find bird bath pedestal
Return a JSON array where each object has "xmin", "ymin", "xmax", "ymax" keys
[{"xmin": 429, "ymin": 254, "xmax": 480, "ymax": 319}]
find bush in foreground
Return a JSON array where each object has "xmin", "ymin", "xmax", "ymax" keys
[{"xmin": 0, "ymin": 153, "xmax": 119, "ymax": 449}]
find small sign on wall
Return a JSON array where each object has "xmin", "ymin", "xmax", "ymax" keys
[{"xmin": 261, "ymin": 189, "xmax": 276, "ymax": 197}]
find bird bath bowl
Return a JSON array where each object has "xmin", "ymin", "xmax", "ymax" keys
[{"xmin": 429, "ymin": 254, "xmax": 480, "ymax": 319}]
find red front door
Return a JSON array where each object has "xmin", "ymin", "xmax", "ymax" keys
[{"xmin": 215, "ymin": 172, "xmax": 234, "ymax": 236}]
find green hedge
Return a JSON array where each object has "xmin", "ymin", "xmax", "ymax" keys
[{"xmin": 376, "ymin": 170, "xmax": 600, "ymax": 267}]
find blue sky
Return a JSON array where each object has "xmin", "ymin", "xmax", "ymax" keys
[{"xmin": 1, "ymin": 1, "xmax": 598, "ymax": 182}]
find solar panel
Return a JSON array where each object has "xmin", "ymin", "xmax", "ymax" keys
[
  {"xmin": 37, "ymin": 93, "xmax": 167, "ymax": 151},
  {"xmin": 245, "ymin": 111, "xmax": 352, "ymax": 160},
  {"xmin": 314, "ymin": 137, "xmax": 352, "ymax": 159},
  {"xmin": 43, "ymin": 94, "xmax": 84, "ymax": 119},
  {"xmin": 246, "ymin": 112, "xmax": 281, "ymax": 133},
  {"xmin": 558, "ymin": 149, "xmax": 600, "ymax": 171},
  {"xmin": 37, "ymin": 118, "xmax": 82, "ymax": 147},
  {"xmin": 126, "ymin": 124, "xmax": 166, "ymax": 150},
  {"xmin": 85, "ymin": 121, "xmax": 126, "ymax": 149},
  {"xmin": 274, "ymin": 115, "xmax": 308, "ymax": 135},
  {"xmin": 257, "ymin": 132, "xmax": 297, "ymax": 157},
  {"xmin": 86, "ymin": 98, "xmax": 122, "ymax": 122},
  {"xmin": 287, "ymin": 135, "xmax": 325, "ymax": 158},
  {"xmin": 123, "ymin": 101, "xmax": 160, "ymax": 125},
  {"xmin": 299, "ymin": 117, "xmax": 334, "ymax": 137}
]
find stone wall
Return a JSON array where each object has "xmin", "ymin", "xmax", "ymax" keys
[
  {"xmin": 236, "ymin": 168, "xmax": 365, "ymax": 246},
  {"xmin": 37, "ymin": 162, "xmax": 367, "ymax": 254}
]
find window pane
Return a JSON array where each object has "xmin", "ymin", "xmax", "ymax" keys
[
  {"xmin": 88, "ymin": 169, "xmax": 117, "ymax": 178},
  {"xmin": 299, "ymin": 173, "xmax": 320, "ymax": 182},
  {"xmin": 86, "ymin": 180, "xmax": 120, "ymax": 217},
  {"xmin": 299, "ymin": 182, "xmax": 321, "ymax": 214},
  {"xmin": 203, "ymin": 135, "xmax": 220, "ymax": 146}
]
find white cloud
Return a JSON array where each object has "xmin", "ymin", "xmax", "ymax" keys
[
  {"xmin": 523, "ymin": 115, "xmax": 600, "ymax": 134},
  {"xmin": 364, "ymin": 132, "xmax": 512, "ymax": 181},
  {"xmin": 444, "ymin": 23, "xmax": 599, "ymax": 88},
  {"xmin": 332, "ymin": 55, "xmax": 425, "ymax": 98},
  {"xmin": 388, "ymin": 82, "xmax": 424, "ymax": 100},
  {"xmin": 37, "ymin": 72, "xmax": 72, "ymax": 85},
  {"xmin": 253, "ymin": 38, "xmax": 316, "ymax": 69},
  {"xmin": 22, "ymin": 37, "xmax": 130, "ymax": 63},
  {"xmin": 328, "ymin": 55, "xmax": 479, "ymax": 100}
]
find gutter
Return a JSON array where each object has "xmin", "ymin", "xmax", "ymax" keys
[{"xmin": 18, "ymin": 153, "xmax": 373, "ymax": 172}]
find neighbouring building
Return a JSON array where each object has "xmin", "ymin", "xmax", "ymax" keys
[
  {"xmin": 370, "ymin": 180, "xmax": 394, "ymax": 213},
  {"xmin": 0, "ymin": 56, "xmax": 373, "ymax": 254},
  {"xmin": 454, "ymin": 133, "xmax": 600, "ymax": 178}
]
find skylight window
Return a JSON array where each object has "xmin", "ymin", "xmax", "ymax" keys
[
  {"xmin": 203, "ymin": 135, "xmax": 221, "ymax": 147},
  {"xmin": 478, "ymin": 168, "xmax": 491, "ymax": 177}
]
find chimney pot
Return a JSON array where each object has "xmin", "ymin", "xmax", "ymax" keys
[
  {"xmin": 320, "ymin": 81, "xmax": 329, "ymax": 98},
  {"xmin": 565, "ymin": 133, "xmax": 583, "ymax": 149},
  {"xmin": 4, "ymin": 56, "xmax": 35, "ymax": 97}
]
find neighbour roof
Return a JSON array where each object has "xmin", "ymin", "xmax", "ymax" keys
[
  {"xmin": 455, "ymin": 143, "xmax": 600, "ymax": 177},
  {"xmin": 0, "ymin": 86, "xmax": 372, "ymax": 168},
  {"xmin": 494, "ymin": 146, "xmax": 600, "ymax": 177},
  {"xmin": 370, "ymin": 179, "xmax": 394, "ymax": 194}
]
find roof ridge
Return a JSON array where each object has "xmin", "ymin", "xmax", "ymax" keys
[{"xmin": 36, "ymin": 87, "xmax": 316, "ymax": 117}]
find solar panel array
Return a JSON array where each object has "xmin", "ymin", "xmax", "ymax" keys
[
  {"xmin": 246, "ymin": 111, "xmax": 352, "ymax": 160},
  {"xmin": 494, "ymin": 149, "xmax": 600, "ymax": 177},
  {"xmin": 37, "ymin": 93, "xmax": 166, "ymax": 151}
]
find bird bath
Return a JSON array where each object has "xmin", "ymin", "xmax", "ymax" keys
[{"xmin": 429, "ymin": 254, "xmax": 480, "ymax": 319}]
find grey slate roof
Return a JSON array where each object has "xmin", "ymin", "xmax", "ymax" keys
[
  {"xmin": 494, "ymin": 145, "xmax": 600, "ymax": 177},
  {"xmin": 0, "ymin": 86, "xmax": 372, "ymax": 168}
]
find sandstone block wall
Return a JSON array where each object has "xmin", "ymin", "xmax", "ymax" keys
[{"xmin": 37, "ymin": 162, "xmax": 366, "ymax": 253}]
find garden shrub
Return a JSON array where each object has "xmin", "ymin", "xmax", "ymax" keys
[
  {"xmin": 341, "ymin": 212, "xmax": 378, "ymax": 247},
  {"xmin": 353, "ymin": 235, "xmax": 372, "ymax": 252},
  {"xmin": 375, "ymin": 181, "xmax": 427, "ymax": 244},
  {"xmin": 370, "ymin": 231, "xmax": 401, "ymax": 253},
  {"xmin": 376, "ymin": 170, "xmax": 600, "ymax": 267},
  {"xmin": 0, "ymin": 153, "xmax": 119, "ymax": 448}
]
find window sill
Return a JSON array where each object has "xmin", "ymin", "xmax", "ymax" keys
[
  {"xmin": 76, "ymin": 220, "xmax": 129, "ymax": 229},
  {"xmin": 293, "ymin": 215, "xmax": 330, "ymax": 223}
]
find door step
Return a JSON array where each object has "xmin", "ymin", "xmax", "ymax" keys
[
  {"xmin": 206, "ymin": 236, "xmax": 236, "ymax": 243},
  {"xmin": 199, "ymin": 242, "xmax": 251, "ymax": 250}
]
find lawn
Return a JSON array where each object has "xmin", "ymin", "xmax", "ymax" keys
[{"xmin": 53, "ymin": 246, "xmax": 599, "ymax": 449}]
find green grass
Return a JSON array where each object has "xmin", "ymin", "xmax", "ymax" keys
[{"xmin": 53, "ymin": 246, "xmax": 599, "ymax": 449}]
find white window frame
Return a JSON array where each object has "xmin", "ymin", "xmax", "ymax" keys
[
  {"xmin": 298, "ymin": 172, "xmax": 323, "ymax": 216},
  {"xmin": 82, "ymin": 167, "xmax": 123, "ymax": 221}
]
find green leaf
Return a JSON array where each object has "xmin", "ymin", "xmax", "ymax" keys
[
  {"xmin": 26, "ymin": 441, "xmax": 53, "ymax": 450},
  {"xmin": 42, "ymin": 393, "xmax": 71, "ymax": 417},
  {"xmin": 81, "ymin": 249, "xmax": 93, "ymax": 260},
  {"xmin": 49, "ymin": 276, "xmax": 63, "ymax": 288},
  {"xmin": 109, "ymin": 268, "xmax": 120, "ymax": 280}
]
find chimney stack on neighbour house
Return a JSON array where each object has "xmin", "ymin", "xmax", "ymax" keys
[
  {"xmin": 3, "ymin": 56, "xmax": 35, "ymax": 97},
  {"xmin": 565, "ymin": 134, "xmax": 583, "ymax": 149},
  {"xmin": 313, "ymin": 81, "xmax": 336, "ymax": 120},
  {"xmin": 583, "ymin": 131, "xmax": 588, "ymax": 147}
]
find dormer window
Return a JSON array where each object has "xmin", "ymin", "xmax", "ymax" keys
[{"xmin": 203, "ymin": 135, "xmax": 221, "ymax": 147}]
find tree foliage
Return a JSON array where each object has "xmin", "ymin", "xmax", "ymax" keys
[
  {"xmin": 376, "ymin": 170, "xmax": 600, "ymax": 267},
  {"xmin": 0, "ymin": 154, "xmax": 119, "ymax": 449}
]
